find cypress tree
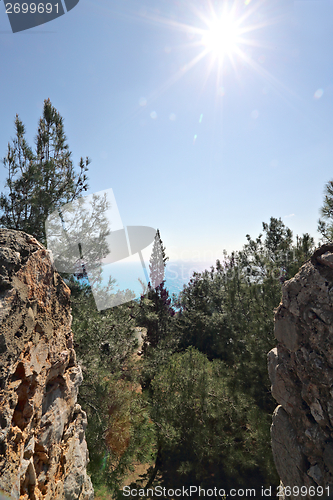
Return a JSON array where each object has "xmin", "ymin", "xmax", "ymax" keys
[
  {"xmin": 138, "ymin": 230, "xmax": 174, "ymax": 351},
  {"xmin": 149, "ymin": 229, "xmax": 168, "ymax": 288}
]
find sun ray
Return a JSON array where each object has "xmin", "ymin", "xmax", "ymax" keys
[
  {"xmin": 103, "ymin": 0, "xmax": 304, "ymax": 134},
  {"xmin": 140, "ymin": 2, "xmax": 295, "ymax": 105}
]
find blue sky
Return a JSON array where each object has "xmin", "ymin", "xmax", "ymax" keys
[{"xmin": 0, "ymin": 0, "xmax": 333, "ymax": 268}]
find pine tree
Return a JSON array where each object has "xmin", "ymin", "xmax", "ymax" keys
[
  {"xmin": 148, "ymin": 348, "xmax": 278, "ymax": 493},
  {"xmin": 318, "ymin": 179, "xmax": 333, "ymax": 242},
  {"xmin": 174, "ymin": 218, "xmax": 315, "ymax": 414},
  {"xmin": 0, "ymin": 98, "xmax": 89, "ymax": 245}
]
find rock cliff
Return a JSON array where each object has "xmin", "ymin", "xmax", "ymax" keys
[
  {"xmin": 0, "ymin": 229, "xmax": 94, "ymax": 500},
  {"xmin": 268, "ymin": 244, "xmax": 333, "ymax": 499}
]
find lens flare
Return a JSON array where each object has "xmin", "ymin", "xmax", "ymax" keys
[{"xmin": 314, "ymin": 88, "xmax": 324, "ymax": 99}]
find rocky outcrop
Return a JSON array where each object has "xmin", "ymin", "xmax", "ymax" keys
[
  {"xmin": 0, "ymin": 230, "xmax": 94, "ymax": 500},
  {"xmin": 268, "ymin": 245, "xmax": 333, "ymax": 499}
]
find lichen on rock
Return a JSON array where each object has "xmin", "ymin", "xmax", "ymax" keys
[{"xmin": 0, "ymin": 229, "xmax": 94, "ymax": 500}]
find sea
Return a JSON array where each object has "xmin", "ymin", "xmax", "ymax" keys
[
  {"xmin": 96, "ymin": 260, "xmax": 216, "ymax": 302},
  {"xmin": 165, "ymin": 261, "xmax": 215, "ymax": 297}
]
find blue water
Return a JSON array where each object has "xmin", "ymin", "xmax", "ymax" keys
[
  {"xmin": 165, "ymin": 261, "xmax": 213, "ymax": 297},
  {"xmin": 98, "ymin": 260, "xmax": 214, "ymax": 300}
]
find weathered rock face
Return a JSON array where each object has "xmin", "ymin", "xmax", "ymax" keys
[
  {"xmin": 0, "ymin": 230, "xmax": 94, "ymax": 500},
  {"xmin": 268, "ymin": 245, "xmax": 333, "ymax": 499}
]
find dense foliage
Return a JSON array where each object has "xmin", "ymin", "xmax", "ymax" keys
[
  {"xmin": 149, "ymin": 348, "xmax": 274, "ymax": 492},
  {"xmin": 134, "ymin": 218, "xmax": 314, "ymax": 497},
  {"xmin": 69, "ymin": 280, "xmax": 155, "ymax": 495}
]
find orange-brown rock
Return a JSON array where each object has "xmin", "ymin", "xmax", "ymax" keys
[{"xmin": 0, "ymin": 230, "xmax": 93, "ymax": 500}]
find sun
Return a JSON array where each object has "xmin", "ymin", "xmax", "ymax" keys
[
  {"xmin": 131, "ymin": 1, "xmax": 282, "ymax": 104},
  {"xmin": 201, "ymin": 14, "xmax": 242, "ymax": 60}
]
